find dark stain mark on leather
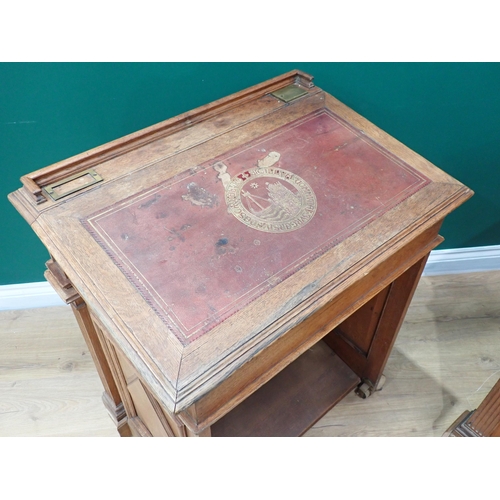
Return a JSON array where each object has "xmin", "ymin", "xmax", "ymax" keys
[
  {"xmin": 167, "ymin": 224, "xmax": 192, "ymax": 243},
  {"xmin": 182, "ymin": 182, "xmax": 218, "ymax": 208},
  {"xmin": 139, "ymin": 194, "xmax": 161, "ymax": 209},
  {"xmin": 215, "ymin": 237, "xmax": 237, "ymax": 255}
]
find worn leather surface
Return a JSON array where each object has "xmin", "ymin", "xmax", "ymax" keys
[{"xmin": 84, "ymin": 109, "xmax": 429, "ymax": 344}]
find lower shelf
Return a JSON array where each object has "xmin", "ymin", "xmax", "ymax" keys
[{"xmin": 211, "ymin": 340, "xmax": 360, "ymax": 437}]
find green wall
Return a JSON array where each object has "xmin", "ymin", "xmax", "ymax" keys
[{"xmin": 2, "ymin": 63, "xmax": 500, "ymax": 285}]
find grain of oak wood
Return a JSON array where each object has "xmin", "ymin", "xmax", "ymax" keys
[{"xmin": 1, "ymin": 270, "xmax": 499, "ymax": 437}]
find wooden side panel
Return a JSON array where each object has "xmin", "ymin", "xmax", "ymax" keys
[
  {"xmin": 160, "ymin": 408, "xmax": 187, "ymax": 438},
  {"xmin": 128, "ymin": 417, "xmax": 153, "ymax": 437},
  {"xmin": 361, "ymin": 255, "xmax": 429, "ymax": 384},
  {"xmin": 334, "ymin": 286, "xmax": 391, "ymax": 355},
  {"xmin": 126, "ymin": 380, "xmax": 171, "ymax": 437},
  {"xmin": 323, "ymin": 222, "xmax": 442, "ymax": 387},
  {"xmin": 113, "ymin": 348, "xmax": 186, "ymax": 437},
  {"xmin": 325, "ymin": 254, "xmax": 430, "ymax": 386}
]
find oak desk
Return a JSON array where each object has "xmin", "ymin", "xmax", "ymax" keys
[{"xmin": 9, "ymin": 71, "xmax": 472, "ymax": 437}]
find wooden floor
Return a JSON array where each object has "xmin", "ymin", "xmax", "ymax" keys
[{"xmin": 1, "ymin": 271, "xmax": 499, "ymax": 437}]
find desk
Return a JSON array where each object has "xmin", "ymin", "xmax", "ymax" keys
[{"xmin": 9, "ymin": 71, "xmax": 472, "ymax": 436}]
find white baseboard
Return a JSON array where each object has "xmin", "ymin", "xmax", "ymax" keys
[
  {"xmin": 0, "ymin": 281, "xmax": 65, "ymax": 311},
  {"xmin": 2, "ymin": 245, "xmax": 500, "ymax": 310},
  {"xmin": 422, "ymin": 244, "xmax": 500, "ymax": 276}
]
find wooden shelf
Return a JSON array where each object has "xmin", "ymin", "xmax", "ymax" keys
[{"xmin": 211, "ymin": 340, "xmax": 360, "ymax": 437}]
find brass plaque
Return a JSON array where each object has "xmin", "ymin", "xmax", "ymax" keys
[
  {"xmin": 271, "ymin": 84, "xmax": 308, "ymax": 103},
  {"xmin": 43, "ymin": 168, "xmax": 103, "ymax": 201}
]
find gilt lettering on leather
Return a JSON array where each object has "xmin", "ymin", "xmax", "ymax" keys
[{"xmin": 83, "ymin": 109, "xmax": 430, "ymax": 344}]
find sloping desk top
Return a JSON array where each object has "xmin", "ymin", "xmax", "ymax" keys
[{"xmin": 9, "ymin": 70, "xmax": 472, "ymax": 416}]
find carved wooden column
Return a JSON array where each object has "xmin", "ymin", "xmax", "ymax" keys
[
  {"xmin": 44, "ymin": 258, "xmax": 130, "ymax": 436},
  {"xmin": 445, "ymin": 378, "xmax": 500, "ymax": 437}
]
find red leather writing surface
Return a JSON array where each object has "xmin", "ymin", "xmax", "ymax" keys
[{"xmin": 83, "ymin": 110, "xmax": 429, "ymax": 344}]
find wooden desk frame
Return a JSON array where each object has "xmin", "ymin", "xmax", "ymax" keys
[{"xmin": 9, "ymin": 71, "xmax": 472, "ymax": 437}]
